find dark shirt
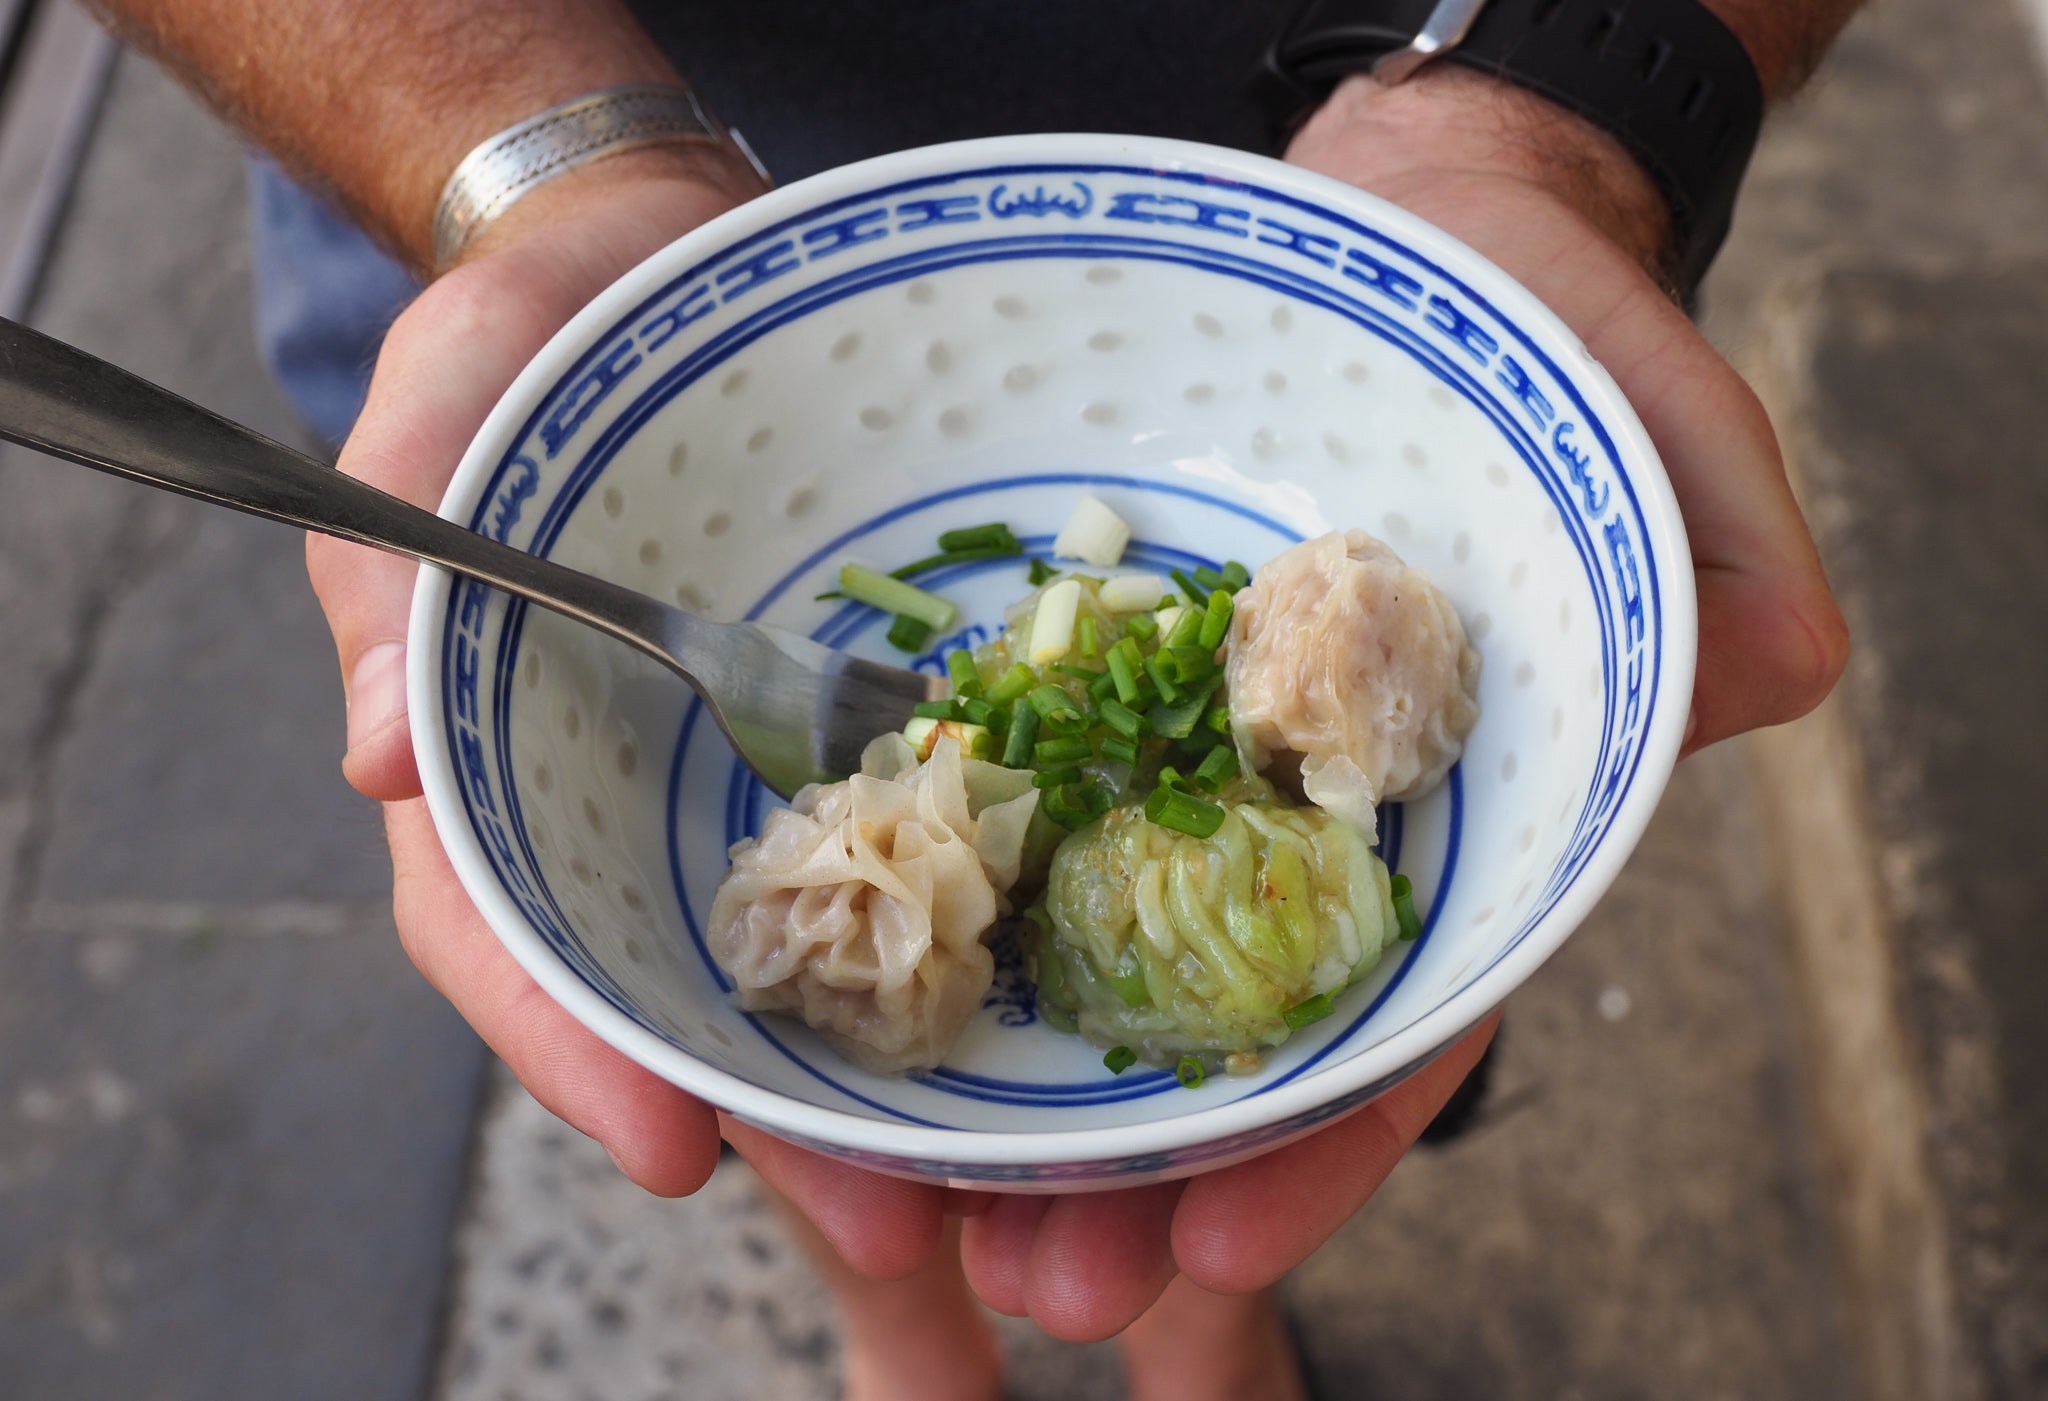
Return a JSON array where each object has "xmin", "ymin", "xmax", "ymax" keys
[{"xmin": 625, "ymin": 1, "xmax": 1295, "ymax": 183}]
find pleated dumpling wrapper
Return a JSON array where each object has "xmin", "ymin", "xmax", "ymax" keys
[
  {"xmin": 707, "ymin": 735, "xmax": 1040, "ymax": 1073},
  {"xmin": 1225, "ymin": 530, "xmax": 1481, "ymax": 837}
]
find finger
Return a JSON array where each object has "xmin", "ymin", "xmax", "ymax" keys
[
  {"xmin": 943, "ymin": 1189, "xmax": 996, "ymax": 1218},
  {"xmin": 1172, "ymin": 1013, "xmax": 1501, "ymax": 1293},
  {"xmin": 958, "ymin": 1192, "xmax": 1050, "ymax": 1316},
  {"xmin": 1573, "ymin": 290, "xmax": 1849, "ymax": 750},
  {"xmin": 1021, "ymin": 1181, "xmax": 1185, "ymax": 1341},
  {"xmin": 718, "ymin": 1115, "xmax": 946, "ymax": 1282},
  {"xmin": 382, "ymin": 798, "xmax": 720, "ymax": 1196}
]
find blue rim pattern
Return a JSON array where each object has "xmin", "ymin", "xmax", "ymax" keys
[{"xmin": 432, "ymin": 157, "xmax": 1666, "ymax": 1179}]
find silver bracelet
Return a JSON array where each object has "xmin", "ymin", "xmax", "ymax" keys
[{"xmin": 430, "ymin": 84, "xmax": 767, "ymax": 271}]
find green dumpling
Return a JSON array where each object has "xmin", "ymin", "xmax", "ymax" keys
[{"xmin": 1029, "ymin": 794, "xmax": 1397, "ymax": 1069}]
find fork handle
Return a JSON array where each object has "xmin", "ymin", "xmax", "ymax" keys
[{"xmin": 0, "ymin": 315, "xmax": 681, "ymax": 661}]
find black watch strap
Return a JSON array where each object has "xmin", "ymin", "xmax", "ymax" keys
[{"xmin": 1250, "ymin": 0, "xmax": 1765, "ymax": 295}]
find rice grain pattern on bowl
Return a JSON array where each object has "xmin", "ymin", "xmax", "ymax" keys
[{"xmin": 408, "ymin": 134, "xmax": 1696, "ymax": 1190}]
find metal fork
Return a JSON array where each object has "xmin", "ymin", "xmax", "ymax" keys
[{"xmin": 0, "ymin": 317, "xmax": 944, "ymax": 798}]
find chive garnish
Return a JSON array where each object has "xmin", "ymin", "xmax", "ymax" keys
[
  {"xmin": 1001, "ymin": 698, "xmax": 1039, "ymax": 768},
  {"xmin": 1104, "ymin": 1046, "xmax": 1138, "ymax": 1075},
  {"xmin": 1086, "ymin": 668, "xmax": 1119, "ymax": 701},
  {"xmin": 1027, "ymin": 558, "xmax": 1058, "ymax": 586},
  {"xmin": 1027, "ymin": 684, "xmax": 1087, "ymax": 734},
  {"xmin": 938, "ymin": 523, "xmax": 1019, "ymax": 552},
  {"xmin": 1283, "ymin": 992, "xmax": 1335, "ymax": 1030},
  {"xmin": 1033, "ymin": 736, "xmax": 1092, "ymax": 766},
  {"xmin": 986, "ymin": 663, "xmax": 1037, "ymax": 705},
  {"xmin": 946, "ymin": 650, "xmax": 981, "ymax": 694},
  {"xmin": 1175, "ymin": 1056, "xmax": 1207, "ymax": 1089},
  {"xmin": 1204, "ymin": 702, "xmax": 1231, "ymax": 735},
  {"xmin": 1192, "ymin": 744, "xmax": 1239, "ymax": 792},
  {"xmin": 1171, "ymin": 569, "xmax": 1209, "ymax": 608},
  {"xmin": 1099, "ymin": 735, "xmax": 1140, "ymax": 766},
  {"xmin": 886, "ymin": 614, "xmax": 933, "ymax": 652},
  {"xmin": 838, "ymin": 564, "xmax": 959, "ymax": 631},
  {"xmin": 1198, "ymin": 588, "xmax": 1234, "ymax": 651},
  {"xmin": 1146, "ymin": 784, "xmax": 1225, "ymax": 837},
  {"xmin": 1099, "ymin": 698, "xmax": 1148, "ymax": 739},
  {"xmin": 1034, "ymin": 765, "xmax": 1085, "ymax": 790},
  {"xmin": 1051, "ymin": 662, "xmax": 1099, "ymax": 680},
  {"xmin": 912, "ymin": 699, "xmax": 960, "ymax": 721},
  {"xmin": 1144, "ymin": 653, "xmax": 1182, "ymax": 706},
  {"xmin": 959, "ymin": 697, "xmax": 998, "ymax": 727},
  {"xmin": 1192, "ymin": 565, "xmax": 1227, "ymax": 593},
  {"xmin": 1391, "ymin": 873, "xmax": 1422, "ymax": 941},
  {"xmin": 1106, "ymin": 639, "xmax": 1144, "ymax": 706},
  {"xmin": 1124, "ymin": 611, "xmax": 1158, "ymax": 641},
  {"xmin": 1221, "ymin": 560, "xmax": 1250, "ymax": 590},
  {"xmin": 1166, "ymin": 605, "xmax": 1205, "ymax": 650},
  {"xmin": 1077, "ymin": 615, "xmax": 1099, "ymax": 659}
]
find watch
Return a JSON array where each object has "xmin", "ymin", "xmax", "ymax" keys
[{"xmin": 1250, "ymin": 0, "xmax": 1765, "ymax": 296}]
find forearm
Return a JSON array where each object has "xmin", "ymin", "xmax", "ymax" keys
[{"xmin": 84, "ymin": 0, "xmax": 750, "ymax": 270}]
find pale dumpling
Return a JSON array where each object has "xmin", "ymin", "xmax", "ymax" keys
[
  {"xmin": 1225, "ymin": 530, "xmax": 1480, "ymax": 836},
  {"xmin": 705, "ymin": 735, "xmax": 1039, "ymax": 1073}
]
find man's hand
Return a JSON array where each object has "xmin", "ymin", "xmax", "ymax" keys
[{"xmin": 1288, "ymin": 69, "xmax": 1849, "ymax": 753}]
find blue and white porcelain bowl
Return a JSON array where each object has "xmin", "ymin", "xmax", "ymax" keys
[{"xmin": 410, "ymin": 134, "xmax": 1695, "ymax": 1191}]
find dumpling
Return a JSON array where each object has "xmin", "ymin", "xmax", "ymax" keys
[
  {"xmin": 706, "ymin": 735, "xmax": 1039, "ymax": 1072},
  {"xmin": 1032, "ymin": 792, "xmax": 1396, "ymax": 1066},
  {"xmin": 1225, "ymin": 530, "xmax": 1480, "ymax": 835}
]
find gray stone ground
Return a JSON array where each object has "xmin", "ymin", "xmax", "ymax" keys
[{"xmin": 2, "ymin": 2, "xmax": 2046, "ymax": 1398}]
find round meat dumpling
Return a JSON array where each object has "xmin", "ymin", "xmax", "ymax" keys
[
  {"xmin": 1225, "ymin": 529, "xmax": 1480, "ymax": 836},
  {"xmin": 706, "ymin": 735, "xmax": 1039, "ymax": 1073}
]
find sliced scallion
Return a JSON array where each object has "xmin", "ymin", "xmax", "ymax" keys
[
  {"xmin": 886, "ymin": 614, "xmax": 933, "ymax": 653},
  {"xmin": 1099, "ymin": 735, "xmax": 1140, "ymax": 766},
  {"xmin": 1027, "ymin": 558, "xmax": 1058, "ymax": 586},
  {"xmin": 1391, "ymin": 873, "xmax": 1423, "ymax": 941},
  {"xmin": 1192, "ymin": 744, "xmax": 1239, "ymax": 792},
  {"xmin": 1077, "ymin": 615, "xmax": 1099, "ymax": 659},
  {"xmin": 1034, "ymin": 765, "xmax": 1085, "ymax": 789},
  {"xmin": 1204, "ymin": 702, "xmax": 1231, "ymax": 735},
  {"xmin": 1106, "ymin": 639, "xmax": 1144, "ymax": 706},
  {"xmin": 1221, "ymin": 560, "xmax": 1251, "ymax": 590},
  {"xmin": 1171, "ymin": 568, "xmax": 1209, "ymax": 608},
  {"xmin": 1099, "ymin": 698, "xmax": 1148, "ymax": 739},
  {"xmin": 937, "ymin": 522, "xmax": 1019, "ymax": 552},
  {"xmin": 1001, "ymin": 698, "xmax": 1039, "ymax": 768},
  {"xmin": 986, "ymin": 663, "xmax": 1037, "ymax": 705},
  {"xmin": 1103, "ymin": 1045, "xmax": 1138, "ymax": 1075},
  {"xmin": 1033, "ymin": 736, "xmax": 1092, "ymax": 766},
  {"xmin": 1144, "ymin": 653, "xmax": 1182, "ymax": 706},
  {"xmin": 1124, "ymin": 611, "xmax": 1158, "ymax": 641},
  {"xmin": 912, "ymin": 698, "xmax": 961, "ymax": 721},
  {"xmin": 839, "ymin": 564, "xmax": 958, "ymax": 631},
  {"xmin": 1146, "ymin": 784, "xmax": 1225, "ymax": 837},
  {"xmin": 946, "ymin": 649, "xmax": 981, "ymax": 694},
  {"xmin": 1198, "ymin": 588, "xmax": 1234, "ymax": 651},
  {"xmin": 1175, "ymin": 1056, "xmax": 1207, "ymax": 1089},
  {"xmin": 1283, "ymin": 992, "xmax": 1335, "ymax": 1030}
]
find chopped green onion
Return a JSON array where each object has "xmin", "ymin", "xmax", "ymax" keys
[
  {"xmin": 1001, "ymin": 698, "xmax": 1039, "ymax": 768},
  {"xmin": 1221, "ymin": 560, "xmax": 1251, "ymax": 590},
  {"xmin": 1192, "ymin": 744, "xmax": 1239, "ymax": 792},
  {"xmin": 1051, "ymin": 662, "xmax": 1099, "ymax": 680},
  {"xmin": 1166, "ymin": 606, "xmax": 1205, "ymax": 650},
  {"xmin": 1205, "ymin": 702, "xmax": 1231, "ymax": 735},
  {"xmin": 1099, "ymin": 698, "xmax": 1148, "ymax": 739},
  {"xmin": 1077, "ymin": 615, "xmax": 1099, "ymax": 659},
  {"xmin": 891, "ymin": 544, "xmax": 1020, "ymax": 577},
  {"xmin": 1086, "ymin": 668, "xmax": 1119, "ymax": 701},
  {"xmin": 1175, "ymin": 1056, "xmax": 1207, "ymax": 1089},
  {"xmin": 1193, "ymin": 565, "xmax": 1228, "ymax": 593},
  {"xmin": 1149, "ymin": 675, "xmax": 1223, "ymax": 740},
  {"xmin": 1391, "ymin": 873, "xmax": 1423, "ymax": 941},
  {"xmin": 839, "ymin": 564, "xmax": 958, "ymax": 631},
  {"xmin": 1099, "ymin": 735, "xmax": 1140, "ymax": 766},
  {"xmin": 1283, "ymin": 992, "xmax": 1335, "ymax": 1030},
  {"xmin": 986, "ymin": 663, "xmax": 1037, "ymax": 705},
  {"xmin": 959, "ymin": 696, "xmax": 998, "ymax": 727},
  {"xmin": 1103, "ymin": 1045, "xmax": 1138, "ymax": 1075},
  {"xmin": 1144, "ymin": 653, "xmax": 1182, "ymax": 706},
  {"xmin": 1027, "ymin": 558, "xmax": 1059, "ymax": 586},
  {"xmin": 1124, "ymin": 611, "xmax": 1158, "ymax": 641},
  {"xmin": 1164, "ymin": 645, "xmax": 1216, "ymax": 684},
  {"xmin": 1033, "ymin": 736, "xmax": 1092, "ymax": 766},
  {"xmin": 1171, "ymin": 568, "xmax": 1209, "ymax": 608},
  {"xmin": 913, "ymin": 698, "xmax": 961, "ymax": 721},
  {"xmin": 1042, "ymin": 784, "xmax": 1096, "ymax": 830},
  {"xmin": 1146, "ymin": 784, "xmax": 1225, "ymax": 837},
  {"xmin": 1027, "ymin": 684, "xmax": 1086, "ymax": 733},
  {"xmin": 1198, "ymin": 588, "xmax": 1234, "ymax": 651},
  {"xmin": 938, "ymin": 522, "xmax": 1019, "ymax": 552},
  {"xmin": 946, "ymin": 650, "xmax": 981, "ymax": 694},
  {"xmin": 1107, "ymin": 639, "xmax": 1144, "ymax": 706},
  {"xmin": 1080, "ymin": 781, "xmax": 1114, "ymax": 819},
  {"xmin": 1034, "ymin": 765, "xmax": 1085, "ymax": 790},
  {"xmin": 1156, "ymin": 765, "xmax": 1187, "ymax": 793},
  {"xmin": 886, "ymin": 614, "xmax": 933, "ymax": 652}
]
